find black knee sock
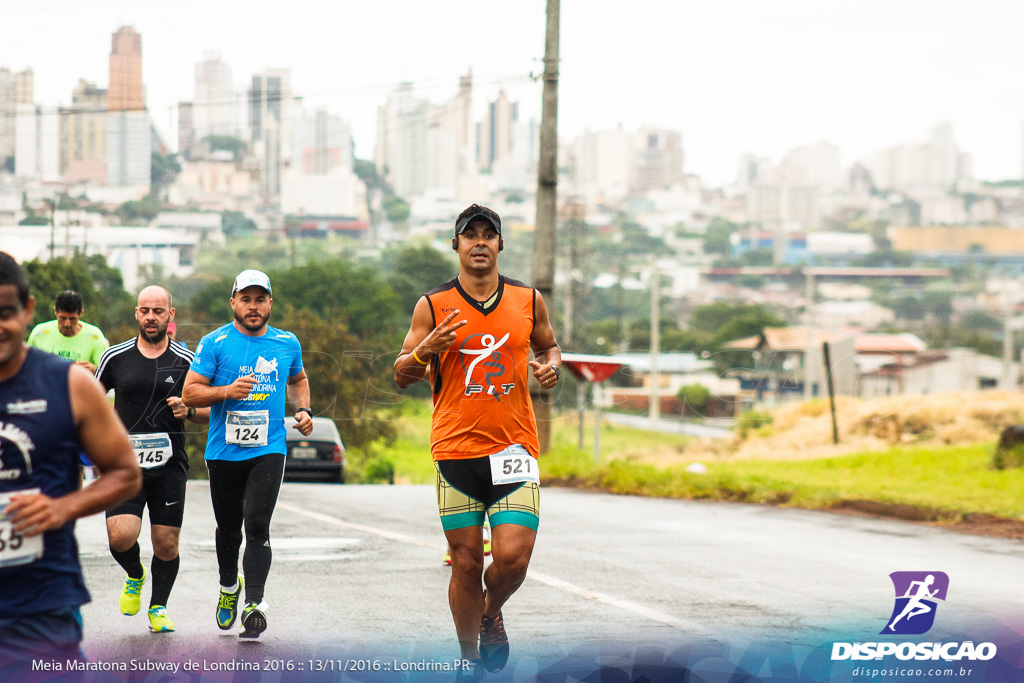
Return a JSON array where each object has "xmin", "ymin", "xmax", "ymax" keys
[
  {"xmin": 150, "ymin": 555, "xmax": 180, "ymax": 608},
  {"xmin": 110, "ymin": 542, "xmax": 144, "ymax": 580},
  {"xmin": 215, "ymin": 527, "xmax": 243, "ymax": 588}
]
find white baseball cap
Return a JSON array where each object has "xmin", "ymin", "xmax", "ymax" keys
[{"xmin": 232, "ymin": 269, "xmax": 272, "ymax": 296}]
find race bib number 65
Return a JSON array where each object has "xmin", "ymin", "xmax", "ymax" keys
[
  {"xmin": 489, "ymin": 444, "xmax": 540, "ymax": 485},
  {"xmin": 0, "ymin": 489, "xmax": 45, "ymax": 568}
]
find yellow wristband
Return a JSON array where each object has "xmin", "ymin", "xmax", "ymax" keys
[{"xmin": 412, "ymin": 349, "xmax": 430, "ymax": 366}]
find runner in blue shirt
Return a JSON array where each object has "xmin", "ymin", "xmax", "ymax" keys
[{"xmin": 182, "ymin": 269, "xmax": 313, "ymax": 639}]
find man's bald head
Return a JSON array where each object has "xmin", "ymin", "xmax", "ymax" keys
[
  {"xmin": 137, "ymin": 285, "xmax": 172, "ymax": 309},
  {"xmin": 135, "ymin": 285, "xmax": 174, "ymax": 344}
]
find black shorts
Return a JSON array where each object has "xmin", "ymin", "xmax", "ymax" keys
[
  {"xmin": 105, "ymin": 463, "xmax": 187, "ymax": 527},
  {"xmin": 435, "ymin": 456, "xmax": 540, "ymax": 531}
]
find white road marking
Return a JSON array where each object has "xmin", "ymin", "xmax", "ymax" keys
[
  {"xmin": 277, "ymin": 501, "xmax": 708, "ymax": 633},
  {"xmin": 277, "ymin": 502, "xmax": 443, "ymax": 549},
  {"xmin": 526, "ymin": 570, "xmax": 708, "ymax": 633},
  {"xmin": 194, "ymin": 537, "xmax": 360, "ymax": 550}
]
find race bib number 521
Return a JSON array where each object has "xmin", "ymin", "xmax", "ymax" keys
[
  {"xmin": 0, "ymin": 489, "xmax": 45, "ymax": 568},
  {"xmin": 489, "ymin": 445, "xmax": 540, "ymax": 485}
]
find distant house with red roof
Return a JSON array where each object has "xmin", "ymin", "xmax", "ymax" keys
[{"xmin": 725, "ymin": 327, "xmax": 1015, "ymax": 403}]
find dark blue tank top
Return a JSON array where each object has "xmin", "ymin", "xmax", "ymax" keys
[{"xmin": 0, "ymin": 348, "xmax": 90, "ymax": 617}]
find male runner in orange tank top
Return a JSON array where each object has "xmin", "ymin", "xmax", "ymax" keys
[{"xmin": 395, "ymin": 204, "xmax": 561, "ymax": 680}]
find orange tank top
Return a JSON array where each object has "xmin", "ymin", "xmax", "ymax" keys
[{"xmin": 424, "ymin": 276, "xmax": 539, "ymax": 460}]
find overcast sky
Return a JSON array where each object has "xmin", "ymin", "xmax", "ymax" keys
[{"xmin": 4, "ymin": 0, "xmax": 1023, "ymax": 185}]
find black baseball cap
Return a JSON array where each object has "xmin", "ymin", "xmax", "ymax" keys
[{"xmin": 455, "ymin": 204, "xmax": 501, "ymax": 236}]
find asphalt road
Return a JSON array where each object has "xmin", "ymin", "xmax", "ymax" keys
[
  {"xmin": 601, "ymin": 411, "xmax": 733, "ymax": 438},
  {"xmin": 70, "ymin": 482, "xmax": 1024, "ymax": 682}
]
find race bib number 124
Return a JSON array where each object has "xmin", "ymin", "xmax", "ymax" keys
[{"xmin": 225, "ymin": 410, "xmax": 269, "ymax": 447}]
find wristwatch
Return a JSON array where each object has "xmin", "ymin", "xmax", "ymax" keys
[
  {"xmin": 297, "ymin": 407, "xmax": 313, "ymax": 417},
  {"xmin": 551, "ymin": 365, "xmax": 561, "ymax": 380},
  {"xmin": 186, "ymin": 406, "xmax": 196, "ymax": 419}
]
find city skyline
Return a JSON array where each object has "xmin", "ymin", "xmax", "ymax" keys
[{"xmin": 3, "ymin": 0, "xmax": 1023, "ymax": 186}]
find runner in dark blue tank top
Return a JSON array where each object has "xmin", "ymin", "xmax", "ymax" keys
[{"xmin": 0, "ymin": 252, "xmax": 140, "ymax": 680}]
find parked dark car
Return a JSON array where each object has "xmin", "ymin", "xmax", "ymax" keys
[{"xmin": 284, "ymin": 417, "xmax": 345, "ymax": 483}]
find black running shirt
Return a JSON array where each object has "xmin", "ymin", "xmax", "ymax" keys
[{"xmin": 96, "ymin": 338, "xmax": 194, "ymax": 474}]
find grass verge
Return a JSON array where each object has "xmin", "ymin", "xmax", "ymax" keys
[
  {"xmin": 361, "ymin": 401, "xmax": 1024, "ymax": 530},
  {"xmin": 543, "ymin": 442, "xmax": 1024, "ymax": 521}
]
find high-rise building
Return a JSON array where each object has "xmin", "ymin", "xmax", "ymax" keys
[
  {"xmin": 291, "ymin": 108, "xmax": 351, "ymax": 175},
  {"xmin": 632, "ymin": 127, "xmax": 684, "ymax": 192},
  {"xmin": 177, "ymin": 101, "xmax": 194, "ymax": 160},
  {"xmin": 477, "ymin": 90, "xmax": 516, "ymax": 170},
  {"xmin": 60, "ymin": 79, "xmax": 108, "ymax": 184},
  {"xmin": 424, "ymin": 72, "xmax": 478, "ymax": 193},
  {"xmin": 783, "ymin": 141, "xmax": 842, "ymax": 192},
  {"xmin": 867, "ymin": 122, "xmax": 968, "ymax": 192},
  {"xmin": 15, "ymin": 69, "xmax": 33, "ymax": 107},
  {"xmin": 193, "ymin": 52, "xmax": 239, "ymax": 146},
  {"xmin": 927, "ymin": 121, "xmax": 957, "ymax": 188},
  {"xmin": 282, "ymin": 108, "xmax": 361, "ymax": 216},
  {"xmin": 735, "ymin": 154, "xmax": 772, "ymax": 192},
  {"xmin": 0, "ymin": 67, "xmax": 33, "ymax": 162},
  {"xmin": 375, "ymin": 82, "xmax": 428, "ymax": 198},
  {"xmin": 570, "ymin": 126, "xmax": 633, "ymax": 203},
  {"xmin": 108, "ymin": 26, "xmax": 143, "ymax": 113},
  {"xmin": 15, "ymin": 104, "xmax": 59, "ymax": 182},
  {"xmin": 248, "ymin": 69, "xmax": 293, "ymax": 199},
  {"xmin": 431, "ymin": 72, "xmax": 475, "ymax": 179},
  {"xmin": 107, "ymin": 111, "xmax": 150, "ymax": 187},
  {"xmin": 107, "ymin": 26, "xmax": 149, "ymax": 188}
]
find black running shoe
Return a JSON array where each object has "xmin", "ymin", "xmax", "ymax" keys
[
  {"xmin": 479, "ymin": 612, "xmax": 509, "ymax": 672},
  {"xmin": 239, "ymin": 601, "xmax": 268, "ymax": 639}
]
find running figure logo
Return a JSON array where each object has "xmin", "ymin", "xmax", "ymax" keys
[
  {"xmin": 459, "ymin": 332, "xmax": 514, "ymax": 400},
  {"xmin": 882, "ymin": 571, "xmax": 949, "ymax": 635},
  {"xmin": 254, "ymin": 356, "xmax": 279, "ymax": 381}
]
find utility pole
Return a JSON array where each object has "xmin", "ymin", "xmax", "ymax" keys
[
  {"xmin": 531, "ymin": 0, "xmax": 560, "ymax": 454},
  {"xmin": 64, "ymin": 205, "xmax": 71, "ymax": 259},
  {"xmin": 650, "ymin": 261, "xmax": 661, "ymax": 425},
  {"xmin": 45, "ymin": 199, "xmax": 56, "ymax": 261},
  {"xmin": 803, "ymin": 270, "xmax": 815, "ymax": 399}
]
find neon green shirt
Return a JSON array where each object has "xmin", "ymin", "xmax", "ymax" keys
[{"xmin": 27, "ymin": 320, "xmax": 109, "ymax": 367}]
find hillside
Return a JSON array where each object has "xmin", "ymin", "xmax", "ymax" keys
[{"xmin": 657, "ymin": 391, "xmax": 1024, "ymax": 465}]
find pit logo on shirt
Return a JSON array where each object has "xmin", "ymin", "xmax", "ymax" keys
[{"xmin": 459, "ymin": 332, "xmax": 517, "ymax": 401}]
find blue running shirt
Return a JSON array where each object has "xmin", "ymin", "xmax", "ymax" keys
[{"xmin": 190, "ymin": 323, "xmax": 304, "ymax": 462}]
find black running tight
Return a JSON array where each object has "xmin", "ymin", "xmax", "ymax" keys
[{"xmin": 206, "ymin": 453, "xmax": 286, "ymax": 604}]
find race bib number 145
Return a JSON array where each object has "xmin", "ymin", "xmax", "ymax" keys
[{"xmin": 130, "ymin": 432, "xmax": 171, "ymax": 469}]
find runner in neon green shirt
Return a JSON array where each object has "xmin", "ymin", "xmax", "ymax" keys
[{"xmin": 27, "ymin": 290, "xmax": 109, "ymax": 373}]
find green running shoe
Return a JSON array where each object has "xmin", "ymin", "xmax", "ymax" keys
[
  {"xmin": 147, "ymin": 605, "xmax": 175, "ymax": 633},
  {"xmin": 239, "ymin": 601, "xmax": 268, "ymax": 639},
  {"xmin": 216, "ymin": 575, "xmax": 243, "ymax": 630},
  {"xmin": 119, "ymin": 567, "xmax": 147, "ymax": 616}
]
